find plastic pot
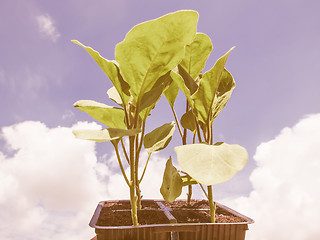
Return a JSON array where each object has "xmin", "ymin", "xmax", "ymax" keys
[{"xmin": 89, "ymin": 200, "xmax": 254, "ymax": 240}]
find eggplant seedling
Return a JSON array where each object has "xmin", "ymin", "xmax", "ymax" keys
[
  {"xmin": 72, "ymin": 10, "xmax": 198, "ymax": 225},
  {"xmin": 160, "ymin": 33, "xmax": 248, "ymax": 223}
]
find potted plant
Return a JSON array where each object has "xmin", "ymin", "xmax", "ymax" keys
[{"xmin": 72, "ymin": 10, "xmax": 253, "ymax": 240}]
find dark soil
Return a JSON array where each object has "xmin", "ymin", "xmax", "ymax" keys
[
  {"xmin": 97, "ymin": 200, "xmax": 246, "ymax": 226},
  {"xmin": 97, "ymin": 209, "xmax": 169, "ymax": 226}
]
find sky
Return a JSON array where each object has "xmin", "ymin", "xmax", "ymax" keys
[{"xmin": 1, "ymin": 0, "xmax": 320, "ymax": 239}]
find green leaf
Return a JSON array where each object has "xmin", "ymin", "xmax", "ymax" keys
[
  {"xmin": 73, "ymin": 128, "xmax": 141, "ymax": 142},
  {"xmin": 115, "ymin": 10, "xmax": 198, "ymax": 105},
  {"xmin": 160, "ymin": 157, "xmax": 183, "ymax": 202},
  {"xmin": 175, "ymin": 142, "xmax": 248, "ymax": 186},
  {"xmin": 191, "ymin": 47, "xmax": 235, "ymax": 124},
  {"xmin": 177, "ymin": 65, "xmax": 198, "ymax": 95},
  {"xmin": 211, "ymin": 69, "xmax": 235, "ymax": 121},
  {"xmin": 107, "ymin": 86, "xmax": 123, "ymax": 106},
  {"xmin": 170, "ymin": 70, "xmax": 194, "ymax": 109},
  {"xmin": 72, "ymin": 40, "xmax": 130, "ymax": 105},
  {"xmin": 163, "ymin": 78, "xmax": 179, "ymax": 108},
  {"xmin": 180, "ymin": 110, "xmax": 196, "ymax": 133},
  {"xmin": 181, "ymin": 175, "xmax": 198, "ymax": 186},
  {"xmin": 180, "ymin": 33, "xmax": 213, "ymax": 79},
  {"xmin": 139, "ymin": 71, "xmax": 172, "ymax": 115},
  {"xmin": 144, "ymin": 122, "xmax": 175, "ymax": 153},
  {"xmin": 74, "ymin": 100, "xmax": 126, "ymax": 129}
]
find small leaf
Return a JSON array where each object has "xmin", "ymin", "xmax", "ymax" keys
[
  {"xmin": 211, "ymin": 69, "xmax": 235, "ymax": 121},
  {"xmin": 170, "ymin": 70, "xmax": 194, "ymax": 109},
  {"xmin": 139, "ymin": 71, "xmax": 172, "ymax": 114},
  {"xmin": 73, "ymin": 128, "xmax": 141, "ymax": 142},
  {"xmin": 177, "ymin": 65, "xmax": 198, "ymax": 95},
  {"xmin": 180, "ymin": 33, "xmax": 213, "ymax": 79},
  {"xmin": 175, "ymin": 142, "xmax": 248, "ymax": 186},
  {"xmin": 72, "ymin": 40, "xmax": 130, "ymax": 105},
  {"xmin": 107, "ymin": 86, "xmax": 123, "ymax": 106},
  {"xmin": 74, "ymin": 100, "xmax": 126, "ymax": 129},
  {"xmin": 144, "ymin": 122, "xmax": 175, "ymax": 153},
  {"xmin": 180, "ymin": 110, "xmax": 196, "ymax": 133},
  {"xmin": 192, "ymin": 47, "xmax": 234, "ymax": 124},
  {"xmin": 163, "ymin": 78, "xmax": 179, "ymax": 108},
  {"xmin": 160, "ymin": 157, "xmax": 183, "ymax": 202},
  {"xmin": 181, "ymin": 175, "xmax": 198, "ymax": 186}
]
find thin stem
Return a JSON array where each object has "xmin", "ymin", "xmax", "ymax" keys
[
  {"xmin": 139, "ymin": 153, "xmax": 151, "ymax": 183},
  {"xmin": 207, "ymin": 185, "xmax": 216, "ymax": 223},
  {"xmin": 123, "ymin": 103, "xmax": 130, "ymax": 128},
  {"xmin": 170, "ymin": 105, "xmax": 183, "ymax": 138},
  {"xmin": 209, "ymin": 122, "xmax": 213, "ymax": 145},
  {"xmin": 112, "ymin": 142, "xmax": 130, "ymax": 187},
  {"xmin": 195, "ymin": 121, "xmax": 203, "ymax": 143},
  {"xmin": 187, "ymin": 185, "xmax": 192, "ymax": 205},
  {"xmin": 182, "ymin": 100, "xmax": 190, "ymax": 145},
  {"xmin": 137, "ymin": 119, "xmax": 147, "ymax": 156},
  {"xmin": 120, "ymin": 138, "xmax": 130, "ymax": 164},
  {"xmin": 199, "ymin": 183, "xmax": 209, "ymax": 199}
]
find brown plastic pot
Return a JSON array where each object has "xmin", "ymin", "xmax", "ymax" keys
[{"xmin": 89, "ymin": 200, "xmax": 254, "ymax": 240}]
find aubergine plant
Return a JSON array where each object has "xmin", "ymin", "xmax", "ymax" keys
[
  {"xmin": 71, "ymin": 11, "xmax": 198, "ymax": 225},
  {"xmin": 160, "ymin": 33, "xmax": 248, "ymax": 223}
]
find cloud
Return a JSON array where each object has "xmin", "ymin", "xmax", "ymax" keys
[
  {"xmin": 226, "ymin": 113, "xmax": 320, "ymax": 240},
  {"xmin": 0, "ymin": 121, "xmax": 170, "ymax": 239},
  {"xmin": 36, "ymin": 14, "xmax": 60, "ymax": 43},
  {"xmin": 0, "ymin": 121, "xmax": 106, "ymax": 240}
]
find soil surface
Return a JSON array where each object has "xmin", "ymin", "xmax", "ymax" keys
[{"xmin": 97, "ymin": 200, "xmax": 246, "ymax": 226}]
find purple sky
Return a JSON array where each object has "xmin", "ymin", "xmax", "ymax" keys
[
  {"xmin": 1, "ymin": 1, "xmax": 320, "ymax": 239},
  {"xmin": 2, "ymin": 0, "xmax": 320, "ymax": 192}
]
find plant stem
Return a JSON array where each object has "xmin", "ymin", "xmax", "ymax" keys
[
  {"xmin": 199, "ymin": 183, "xmax": 208, "ymax": 199},
  {"xmin": 187, "ymin": 185, "xmax": 192, "ymax": 205},
  {"xmin": 170, "ymin": 105, "xmax": 183, "ymax": 138},
  {"xmin": 195, "ymin": 121, "xmax": 203, "ymax": 143},
  {"xmin": 207, "ymin": 185, "xmax": 216, "ymax": 223},
  {"xmin": 112, "ymin": 141, "xmax": 130, "ymax": 187},
  {"xmin": 129, "ymin": 135, "xmax": 138, "ymax": 226},
  {"xmin": 139, "ymin": 153, "xmax": 151, "ymax": 183},
  {"xmin": 120, "ymin": 138, "xmax": 130, "ymax": 164}
]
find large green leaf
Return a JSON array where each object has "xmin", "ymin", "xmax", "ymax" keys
[
  {"xmin": 160, "ymin": 157, "xmax": 183, "ymax": 202},
  {"xmin": 211, "ymin": 69, "xmax": 235, "ymax": 121},
  {"xmin": 73, "ymin": 128, "xmax": 141, "ymax": 142},
  {"xmin": 175, "ymin": 142, "xmax": 248, "ymax": 186},
  {"xmin": 115, "ymin": 10, "xmax": 198, "ymax": 105},
  {"xmin": 74, "ymin": 100, "xmax": 126, "ymax": 129},
  {"xmin": 144, "ymin": 122, "xmax": 175, "ymax": 153},
  {"xmin": 191, "ymin": 47, "xmax": 234, "ymax": 124},
  {"xmin": 72, "ymin": 40, "xmax": 130, "ymax": 105},
  {"xmin": 180, "ymin": 33, "xmax": 213, "ymax": 79}
]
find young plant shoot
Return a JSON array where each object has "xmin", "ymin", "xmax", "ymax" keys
[
  {"xmin": 72, "ymin": 10, "xmax": 198, "ymax": 226},
  {"xmin": 161, "ymin": 33, "xmax": 248, "ymax": 223}
]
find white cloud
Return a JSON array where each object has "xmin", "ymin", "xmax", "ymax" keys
[
  {"xmin": 226, "ymin": 113, "xmax": 320, "ymax": 240},
  {"xmin": 0, "ymin": 121, "xmax": 106, "ymax": 240},
  {"xmin": 0, "ymin": 121, "xmax": 170, "ymax": 240},
  {"xmin": 36, "ymin": 14, "xmax": 60, "ymax": 43}
]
